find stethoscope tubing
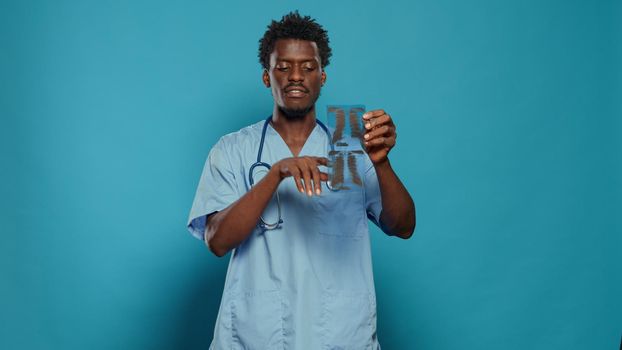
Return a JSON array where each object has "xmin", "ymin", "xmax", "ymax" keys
[{"xmin": 250, "ymin": 115, "xmax": 336, "ymax": 230}]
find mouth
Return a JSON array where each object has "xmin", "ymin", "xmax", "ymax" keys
[{"xmin": 284, "ymin": 86, "xmax": 309, "ymax": 98}]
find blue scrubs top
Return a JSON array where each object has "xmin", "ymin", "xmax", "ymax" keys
[{"xmin": 188, "ymin": 119, "xmax": 384, "ymax": 349}]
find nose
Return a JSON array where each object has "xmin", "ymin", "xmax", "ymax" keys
[{"xmin": 288, "ymin": 65, "xmax": 304, "ymax": 82}]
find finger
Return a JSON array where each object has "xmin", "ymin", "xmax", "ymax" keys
[
  {"xmin": 301, "ymin": 162, "xmax": 313, "ymax": 196},
  {"xmin": 314, "ymin": 157, "xmax": 329, "ymax": 166},
  {"xmin": 302, "ymin": 157, "xmax": 320, "ymax": 195},
  {"xmin": 365, "ymin": 136, "xmax": 386, "ymax": 147},
  {"xmin": 289, "ymin": 166, "xmax": 305, "ymax": 193},
  {"xmin": 364, "ymin": 125, "xmax": 391, "ymax": 141},
  {"xmin": 364, "ymin": 113, "xmax": 391, "ymax": 130},
  {"xmin": 365, "ymin": 135, "xmax": 396, "ymax": 148},
  {"xmin": 319, "ymin": 171, "xmax": 329, "ymax": 182},
  {"xmin": 362, "ymin": 109, "xmax": 386, "ymax": 120},
  {"xmin": 310, "ymin": 163, "xmax": 322, "ymax": 195}
]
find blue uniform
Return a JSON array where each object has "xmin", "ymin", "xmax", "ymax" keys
[{"xmin": 188, "ymin": 119, "xmax": 384, "ymax": 349}]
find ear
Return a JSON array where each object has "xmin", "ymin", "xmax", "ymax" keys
[
  {"xmin": 321, "ymin": 70, "xmax": 327, "ymax": 86},
  {"xmin": 262, "ymin": 69, "xmax": 271, "ymax": 88}
]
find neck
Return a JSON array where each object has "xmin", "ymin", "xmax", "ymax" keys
[{"xmin": 270, "ymin": 105, "xmax": 317, "ymax": 141}]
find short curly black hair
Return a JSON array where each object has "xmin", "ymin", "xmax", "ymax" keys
[{"xmin": 258, "ymin": 11, "xmax": 332, "ymax": 70}]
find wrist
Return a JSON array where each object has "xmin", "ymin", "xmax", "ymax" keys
[
  {"xmin": 268, "ymin": 163, "xmax": 284, "ymax": 182},
  {"xmin": 373, "ymin": 158, "xmax": 391, "ymax": 171}
]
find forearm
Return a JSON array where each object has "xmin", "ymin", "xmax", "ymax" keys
[
  {"xmin": 205, "ymin": 169, "xmax": 282, "ymax": 256},
  {"xmin": 374, "ymin": 159, "xmax": 416, "ymax": 238}
]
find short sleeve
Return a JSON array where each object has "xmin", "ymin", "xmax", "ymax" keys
[
  {"xmin": 363, "ymin": 156, "xmax": 383, "ymax": 228},
  {"xmin": 187, "ymin": 139, "xmax": 241, "ymax": 240}
]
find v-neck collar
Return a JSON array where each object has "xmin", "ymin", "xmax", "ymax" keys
[{"xmin": 267, "ymin": 121, "xmax": 320, "ymax": 158}]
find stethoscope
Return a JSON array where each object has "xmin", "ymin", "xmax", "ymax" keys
[{"xmin": 248, "ymin": 115, "xmax": 335, "ymax": 230}]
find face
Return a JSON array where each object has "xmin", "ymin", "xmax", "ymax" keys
[{"xmin": 263, "ymin": 39, "xmax": 326, "ymax": 119}]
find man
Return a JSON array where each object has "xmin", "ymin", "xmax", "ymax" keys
[{"xmin": 187, "ymin": 11, "xmax": 415, "ymax": 349}]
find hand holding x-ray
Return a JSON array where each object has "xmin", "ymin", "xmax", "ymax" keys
[
  {"xmin": 362, "ymin": 109, "xmax": 397, "ymax": 164},
  {"xmin": 326, "ymin": 106, "xmax": 397, "ymax": 190}
]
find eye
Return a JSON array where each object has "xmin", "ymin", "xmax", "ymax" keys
[
  {"xmin": 276, "ymin": 66, "xmax": 289, "ymax": 72},
  {"xmin": 303, "ymin": 65, "xmax": 316, "ymax": 72}
]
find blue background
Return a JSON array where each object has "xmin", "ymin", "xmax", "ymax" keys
[{"xmin": 1, "ymin": 0, "xmax": 620, "ymax": 349}]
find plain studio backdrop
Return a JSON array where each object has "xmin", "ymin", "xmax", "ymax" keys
[{"xmin": 1, "ymin": 0, "xmax": 620, "ymax": 349}]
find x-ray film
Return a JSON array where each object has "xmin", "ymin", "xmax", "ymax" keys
[{"xmin": 326, "ymin": 105, "xmax": 366, "ymax": 191}]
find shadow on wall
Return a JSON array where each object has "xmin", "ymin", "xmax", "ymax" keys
[
  {"xmin": 167, "ymin": 86, "xmax": 269, "ymax": 347},
  {"xmin": 168, "ymin": 255, "xmax": 228, "ymax": 348}
]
